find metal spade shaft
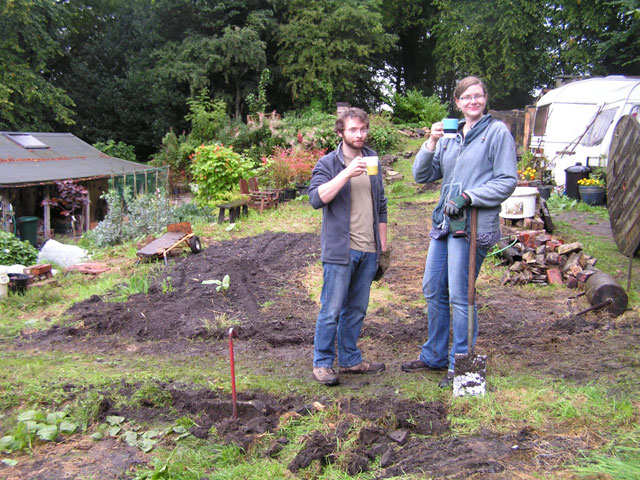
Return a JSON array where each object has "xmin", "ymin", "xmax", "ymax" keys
[{"xmin": 228, "ymin": 328, "xmax": 239, "ymax": 419}]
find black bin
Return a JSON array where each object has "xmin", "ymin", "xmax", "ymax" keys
[{"xmin": 564, "ymin": 162, "xmax": 591, "ymax": 199}]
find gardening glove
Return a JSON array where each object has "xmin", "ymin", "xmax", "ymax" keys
[
  {"xmin": 443, "ymin": 192, "xmax": 470, "ymax": 219},
  {"xmin": 449, "ymin": 213, "xmax": 467, "ymax": 238},
  {"xmin": 374, "ymin": 246, "xmax": 392, "ymax": 281}
]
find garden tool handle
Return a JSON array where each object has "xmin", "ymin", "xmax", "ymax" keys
[{"xmin": 467, "ymin": 207, "xmax": 478, "ymax": 354}]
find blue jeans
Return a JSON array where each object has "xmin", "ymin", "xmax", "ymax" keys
[
  {"xmin": 313, "ymin": 249, "xmax": 378, "ymax": 368},
  {"xmin": 419, "ymin": 234, "xmax": 488, "ymax": 371}
]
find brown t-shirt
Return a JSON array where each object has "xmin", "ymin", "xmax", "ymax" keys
[{"xmin": 344, "ymin": 155, "xmax": 376, "ymax": 253}]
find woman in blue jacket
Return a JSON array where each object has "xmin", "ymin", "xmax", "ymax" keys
[{"xmin": 401, "ymin": 76, "xmax": 517, "ymax": 387}]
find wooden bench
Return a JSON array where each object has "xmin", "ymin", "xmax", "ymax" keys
[{"xmin": 216, "ymin": 198, "xmax": 249, "ymax": 223}]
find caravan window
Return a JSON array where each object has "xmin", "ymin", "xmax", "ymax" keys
[
  {"xmin": 533, "ymin": 105, "xmax": 549, "ymax": 136},
  {"xmin": 580, "ymin": 107, "xmax": 617, "ymax": 147}
]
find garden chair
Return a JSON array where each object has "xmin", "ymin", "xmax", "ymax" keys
[{"xmin": 239, "ymin": 178, "xmax": 279, "ymax": 213}]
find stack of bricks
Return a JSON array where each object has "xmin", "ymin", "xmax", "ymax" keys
[
  {"xmin": 498, "ymin": 233, "xmax": 598, "ymax": 288},
  {"xmin": 23, "ymin": 264, "xmax": 53, "ymax": 284}
]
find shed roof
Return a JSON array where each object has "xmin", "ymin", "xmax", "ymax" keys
[{"xmin": 0, "ymin": 132, "xmax": 157, "ymax": 187}]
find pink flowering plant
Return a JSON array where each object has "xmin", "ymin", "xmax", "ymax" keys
[
  {"xmin": 190, "ymin": 143, "xmax": 255, "ymax": 204},
  {"xmin": 261, "ymin": 146, "xmax": 325, "ymax": 189}
]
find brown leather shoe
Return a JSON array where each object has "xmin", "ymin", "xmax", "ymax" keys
[
  {"xmin": 313, "ymin": 367, "xmax": 339, "ymax": 386},
  {"xmin": 401, "ymin": 359, "xmax": 447, "ymax": 373},
  {"xmin": 339, "ymin": 361, "xmax": 385, "ymax": 374}
]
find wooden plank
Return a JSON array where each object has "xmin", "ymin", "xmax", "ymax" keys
[{"xmin": 607, "ymin": 115, "xmax": 640, "ymax": 257}]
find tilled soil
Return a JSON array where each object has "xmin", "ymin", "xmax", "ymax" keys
[{"xmin": 3, "ymin": 201, "xmax": 639, "ymax": 480}]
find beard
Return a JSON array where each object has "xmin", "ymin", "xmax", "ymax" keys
[{"xmin": 342, "ymin": 137, "xmax": 365, "ymax": 151}]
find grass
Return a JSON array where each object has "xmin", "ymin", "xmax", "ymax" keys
[{"xmin": 1, "ymin": 141, "xmax": 638, "ymax": 479}]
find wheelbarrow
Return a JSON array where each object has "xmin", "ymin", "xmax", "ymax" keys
[{"xmin": 136, "ymin": 222, "xmax": 202, "ymax": 265}]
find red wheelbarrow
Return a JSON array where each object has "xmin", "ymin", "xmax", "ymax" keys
[{"xmin": 136, "ymin": 222, "xmax": 202, "ymax": 265}]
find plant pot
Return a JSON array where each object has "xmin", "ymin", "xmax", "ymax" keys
[
  {"xmin": 295, "ymin": 183, "xmax": 309, "ymax": 196},
  {"xmin": 279, "ymin": 188, "xmax": 297, "ymax": 202},
  {"xmin": 8, "ymin": 273, "xmax": 29, "ymax": 295},
  {"xmin": 538, "ymin": 185, "xmax": 553, "ymax": 201},
  {"xmin": 579, "ymin": 186, "xmax": 606, "ymax": 206}
]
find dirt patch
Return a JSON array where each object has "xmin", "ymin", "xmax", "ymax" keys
[
  {"xmin": 31, "ymin": 232, "xmax": 320, "ymax": 347},
  {"xmin": 8, "ymin": 201, "xmax": 639, "ymax": 479},
  {"xmin": 0, "ymin": 437, "xmax": 144, "ymax": 480}
]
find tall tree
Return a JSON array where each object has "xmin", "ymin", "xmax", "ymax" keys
[
  {"xmin": 548, "ymin": 0, "xmax": 640, "ymax": 76},
  {"xmin": 433, "ymin": 0, "xmax": 553, "ymax": 109},
  {"xmin": 277, "ymin": 0, "xmax": 395, "ymax": 110},
  {"xmin": 0, "ymin": 0, "xmax": 75, "ymax": 131},
  {"xmin": 379, "ymin": 0, "xmax": 437, "ymax": 95}
]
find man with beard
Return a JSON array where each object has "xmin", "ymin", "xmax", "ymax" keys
[{"xmin": 308, "ymin": 107, "xmax": 389, "ymax": 386}]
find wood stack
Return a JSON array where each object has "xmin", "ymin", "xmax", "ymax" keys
[{"xmin": 498, "ymin": 233, "xmax": 598, "ymax": 288}]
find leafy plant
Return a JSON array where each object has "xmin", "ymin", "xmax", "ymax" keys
[
  {"xmin": 87, "ymin": 187, "xmax": 178, "ymax": 247},
  {"xmin": 0, "ymin": 409, "xmax": 80, "ymax": 453},
  {"xmin": 277, "ymin": 110, "xmax": 338, "ymax": 151},
  {"xmin": 246, "ymin": 68, "xmax": 271, "ymax": 115},
  {"xmin": 392, "ymin": 88, "xmax": 448, "ymax": 126},
  {"xmin": 185, "ymin": 88, "xmax": 228, "ymax": 144},
  {"xmin": 0, "ymin": 231, "xmax": 38, "ymax": 265},
  {"xmin": 93, "ymin": 139, "xmax": 137, "ymax": 162},
  {"xmin": 261, "ymin": 146, "xmax": 325, "ymax": 188},
  {"xmin": 161, "ymin": 276, "xmax": 173, "ymax": 294},
  {"xmin": 368, "ymin": 114, "xmax": 399, "ymax": 155},
  {"xmin": 202, "ymin": 274, "xmax": 230, "ymax": 293},
  {"xmin": 190, "ymin": 144, "xmax": 255, "ymax": 204},
  {"xmin": 43, "ymin": 180, "xmax": 88, "ymax": 219}
]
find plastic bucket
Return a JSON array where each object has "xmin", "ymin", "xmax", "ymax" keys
[
  {"xmin": 579, "ymin": 186, "xmax": 606, "ymax": 206},
  {"xmin": 0, "ymin": 268, "xmax": 8, "ymax": 299},
  {"xmin": 8, "ymin": 273, "xmax": 29, "ymax": 295},
  {"xmin": 500, "ymin": 187, "xmax": 538, "ymax": 219}
]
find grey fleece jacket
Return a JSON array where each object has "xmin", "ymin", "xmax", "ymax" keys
[
  {"xmin": 413, "ymin": 114, "xmax": 517, "ymax": 240},
  {"xmin": 309, "ymin": 142, "xmax": 388, "ymax": 265}
]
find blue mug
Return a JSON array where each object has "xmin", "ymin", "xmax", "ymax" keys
[{"xmin": 442, "ymin": 118, "xmax": 459, "ymax": 138}]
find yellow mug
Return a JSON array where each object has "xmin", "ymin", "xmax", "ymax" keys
[{"xmin": 364, "ymin": 156, "xmax": 379, "ymax": 176}]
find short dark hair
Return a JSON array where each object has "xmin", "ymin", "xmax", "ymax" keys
[
  {"xmin": 335, "ymin": 107, "xmax": 369, "ymax": 134},
  {"xmin": 453, "ymin": 76, "xmax": 488, "ymax": 100}
]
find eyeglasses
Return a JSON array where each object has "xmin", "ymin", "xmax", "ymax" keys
[
  {"xmin": 459, "ymin": 94, "xmax": 486, "ymax": 103},
  {"xmin": 345, "ymin": 127, "xmax": 369, "ymax": 135}
]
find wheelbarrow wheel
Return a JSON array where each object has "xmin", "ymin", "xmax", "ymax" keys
[{"xmin": 189, "ymin": 235, "xmax": 202, "ymax": 253}]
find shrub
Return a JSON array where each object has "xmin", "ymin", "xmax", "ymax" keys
[
  {"xmin": 87, "ymin": 187, "xmax": 178, "ymax": 247},
  {"xmin": 151, "ymin": 130, "xmax": 196, "ymax": 186},
  {"xmin": 217, "ymin": 121, "xmax": 286, "ymax": 165},
  {"xmin": 261, "ymin": 146, "xmax": 325, "ymax": 188},
  {"xmin": 367, "ymin": 114, "xmax": 399, "ymax": 155},
  {"xmin": 393, "ymin": 88, "xmax": 448, "ymax": 127},
  {"xmin": 190, "ymin": 143, "xmax": 255, "ymax": 204},
  {"xmin": 277, "ymin": 110, "xmax": 338, "ymax": 151},
  {"xmin": 173, "ymin": 202, "xmax": 217, "ymax": 224},
  {"xmin": 93, "ymin": 140, "xmax": 136, "ymax": 162},
  {"xmin": 0, "ymin": 231, "xmax": 38, "ymax": 265},
  {"xmin": 43, "ymin": 180, "xmax": 88, "ymax": 220}
]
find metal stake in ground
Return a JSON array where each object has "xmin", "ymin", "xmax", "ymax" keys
[
  {"xmin": 453, "ymin": 207, "xmax": 487, "ymax": 397},
  {"xmin": 228, "ymin": 328, "xmax": 239, "ymax": 419}
]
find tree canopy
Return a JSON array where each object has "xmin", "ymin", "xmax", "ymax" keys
[{"xmin": 1, "ymin": 0, "xmax": 637, "ymax": 159}]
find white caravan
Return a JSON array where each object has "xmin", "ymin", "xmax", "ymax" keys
[{"xmin": 529, "ymin": 76, "xmax": 640, "ymax": 186}]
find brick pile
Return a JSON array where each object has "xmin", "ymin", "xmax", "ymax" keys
[{"xmin": 498, "ymin": 232, "xmax": 598, "ymax": 288}]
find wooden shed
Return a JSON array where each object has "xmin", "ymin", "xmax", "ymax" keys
[{"xmin": 0, "ymin": 132, "xmax": 166, "ymax": 243}]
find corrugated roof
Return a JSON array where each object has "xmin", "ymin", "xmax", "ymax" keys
[{"xmin": 0, "ymin": 132, "xmax": 158, "ymax": 187}]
